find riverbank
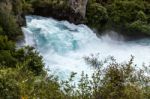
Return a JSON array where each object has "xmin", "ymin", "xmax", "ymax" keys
[
  {"xmin": 29, "ymin": 0, "xmax": 150, "ymax": 38},
  {"xmin": 0, "ymin": 0, "xmax": 150, "ymax": 41}
]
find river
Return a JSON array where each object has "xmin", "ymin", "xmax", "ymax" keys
[{"xmin": 22, "ymin": 16, "xmax": 150, "ymax": 80}]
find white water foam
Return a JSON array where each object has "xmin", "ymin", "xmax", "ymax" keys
[{"xmin": 22, "ymin": 16, "xmax": 150, "ymax": 80}]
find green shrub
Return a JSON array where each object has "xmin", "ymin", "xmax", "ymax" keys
[
  {"xmin": 0, "ymin": 36, "xmax": 16, "ymax": 67},
  {"xmin": 0, "ymin": 55, "xmax": 149, "ymax": 99},
  {"xmin": 24, "ymin": 47, "xmax": 44, "ymax": 75},
  {"xmin": 0, "ymin": 36, "xmax": 44, "ymax": 74},
  {"xmin": 0, "ymin": 50, "xmax": 17, "ymax": 67},
  {"xmin": 86, "ymin": 3, "xmax": 108, "ymax": 30},
  {"xmin": 0, "ymin": 36, "xmax": 15, "ymax": 50},
  {"xmin": 86, "ymin": 0, "xmax": 150, "ymax": 35},
  {"xmin": 0, "ymin": 26, "xmax": 3, "ymax": 34},
  {"xmin": 0, "ymin": 11, "xmax": 22, "ymax": 40},
  {"xmin": 128, "ymin": 20, "xmax": 150, "ymax": 35},
  {"xmin": 0, "ymin": 69, "xmax": 21, "ymax": 99}
]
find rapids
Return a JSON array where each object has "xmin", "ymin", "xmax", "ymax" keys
[{"xmin": 22, "ymin": 16, "xmax": 150, "ymax": 80}]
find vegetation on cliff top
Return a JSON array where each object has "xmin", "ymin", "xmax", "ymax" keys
[{"xmin": 87, "ymin": 0, "xmax": 150, "ymax": 36}]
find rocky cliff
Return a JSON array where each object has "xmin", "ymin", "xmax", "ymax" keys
[
  {"xmin": 0, "ymin": 0, "xmax": 26, "ymax": 40},
  {"xmin": 0, "ymin": 0, "xmax": 25, "ymax": 26},
  {"xmin": 0, "ymin": 0, "xmax": 88, "ymax": 26},
  {"xmin": 69, "ymin": 0, "xmax": 88, "ymax": 18},
  {"xmin": 31, "ymin": 0, "xmax": 88, "ymax": 24}
]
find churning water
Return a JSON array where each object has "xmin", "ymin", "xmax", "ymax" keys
[{"xmin": 22, "ymin": 16, "xmax": 150, "ymax": 80}]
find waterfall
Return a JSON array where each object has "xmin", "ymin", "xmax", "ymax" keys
[{"xmin": 22, "ymin": 15, "xmax": 150, "ymax": 80}]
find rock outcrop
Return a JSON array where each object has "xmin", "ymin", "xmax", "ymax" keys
[
  {"xmin": 31, "ymin": 0, "xmax": 88, "ymax": 24},
  {"xmin": 0, "ymin": 0, "xmax": 25, "ymax": 26},
  {"xmin": 0, "ymin": 0, "xmax": 88, "ymax": 25},
  {"xmin": 69, "ymin": 0, "xmax": 88, "ymax": 18}
]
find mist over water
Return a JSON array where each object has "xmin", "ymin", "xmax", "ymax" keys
[{"xmin": 22, "ymin": 16, "xmax": 150, "ymax": 80}]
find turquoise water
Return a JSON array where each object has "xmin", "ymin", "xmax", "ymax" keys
[{"xmin": 22, "ymin": 16, "xmax": 150, "ymax": 80}]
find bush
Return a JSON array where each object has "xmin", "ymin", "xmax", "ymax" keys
[
  {"xmin": 86, "ymin": 3, "xmax": 108, "ymax": 30},
  {"xmin": 0, "ymin": 26, "xmax": 3, "ymax": 34},
  {"xmin": 0, "ymin": 69, "xmax": 21, "ymax": 99},
  {"xmin": 86, "ymin": 0, "xmax": 150, "ymax": 35},
  {"xmin": 106, "ymin": 0, "xmax": 150, "ymax": 34},
  {"xmin": 128, "ymin": 20, "xmax": 150, "ymax": 35},
  {"xmin": 0, "ymin": 36, "xmax": 15, "ymax": 50},
  {"xmin": 0, "ymin": 36, "xmax": 17, "ymax": 67},
  {"xmin": 0, "ymin": 35, "xmax": 44, "ymax": 74},
  {"xmin": 23, "ymin": 47, "xmax": 44, "ymax": 75},
  {"xmin": 67, "ymin": 56, "xmax": 150, "ymax": 99},
  {"xmin": 0, "ymin": 55, "xmax": 149, "ymax": 99},
  {"xmin": 0, "ymin": 10, "xmax": 22, "ymax": 40},
  {"xmin": 0, "ymin": 65, "xmax": 62, "ymax": 99}
]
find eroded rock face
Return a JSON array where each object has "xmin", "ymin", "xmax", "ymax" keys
[
  {"xmin": 0, "ymin": 0, "xmax": 88, "ymax": 25},
  {"xmin": 32, "ymin": 0, "xmax": 88, "ymax": 24},
  {"xmin": 0, "ymin": 0, "xmax": 12, "ymax": 14},
  {"xmin": 69, "ymin": 0, "xmax": 88, "ymax": 18},
  {"xmin": 0, "ymin": 0, "xmax": 25, "ymax": 26}
]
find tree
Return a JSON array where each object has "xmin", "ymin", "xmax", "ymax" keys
[{"xmin": 86, "ymin": 3, "xmax": 108, "ymax": 30}]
